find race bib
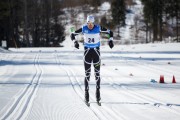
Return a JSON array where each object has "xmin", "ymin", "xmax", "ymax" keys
[{"xmin": 84, "ymin": 33, "xmax": 100, "ymax": 44}]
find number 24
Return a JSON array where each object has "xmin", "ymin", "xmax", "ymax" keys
[{"xmin": 88, "ymin": 38, "xmax": 95, "ymax": 43}]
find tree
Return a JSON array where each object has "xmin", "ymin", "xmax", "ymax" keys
[
  {"xmin": 0, "ymin": 0, "xmax": 65, "ymax": 48},
  {"xmin": 50, "ymin": 0, "xmax": 65, "ymax": 46},
  {"xmin": 0, "ymin": 1, "xmax": 10, "ymax": 47},
  {"xmin": 89, "ymin": 0, "xmax": 101, "ymax": 12},
  {"xmin": 24, "ymin": 0, "xmax": 30, "ymax": 47},
  {"xmin": 141, "ymin": 0, "xmax": 162, "ymax": 42},
  {"xmin": 111, "ymin": 0, "xmax": 126, "ymax": 37},
  {"xmin": 0, "ymin": 0, "xmax": 24, "ymax": 48},
  {"xmin": 173, "ymin": 0, "xmax": 180, "ymax": 42},
  {"xmin": 141, "ymin": 0, "xmax": 180, "ymax": 42}
]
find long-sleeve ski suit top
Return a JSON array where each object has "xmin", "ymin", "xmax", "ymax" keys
[{"xmin": 71, "ymin": 24, "xmax": 113, "ymax": 48}]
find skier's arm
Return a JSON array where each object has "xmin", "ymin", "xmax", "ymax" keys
[
  {"xmin": 70, "ymin": 28, "xmax": 82, "ymax": 41},
  {"xmin": 100, "ymin": 26, "xmax": 113, "ymax": 40},
  {"xmin": 70, "ymin": 28, "xmax": 82, "ymax": 49},
  {"xmin": 100, "ymin": 26, "xmax": 114, "ymax": 48}
]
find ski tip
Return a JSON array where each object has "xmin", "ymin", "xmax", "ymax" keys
[
  {"xmin": 97, "ymin": 102, "xmax": 101, "ymax": 106},
  {"xmin": 87, "ymin": 103, "xmax": 90, "ymax": 107},
  {"xmin": 85, "ymin": 102, "xmax": 90, "ymax": 107}
]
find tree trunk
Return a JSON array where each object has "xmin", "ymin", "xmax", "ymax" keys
[
  {"xmin": 45, "ymin": 0, "xmax": 50, "ymax": 47},
  {"xmin": 117, "ymin": 25, "xmax": 120, "ymax": 37},
  {"xmin": 24, "ymin": 0, "xmax": 30, "ymax": 47},
  {"xmin": 146, "ymin": 24, "xmax": 148, "ymax": 43},
  {"xmin": 176, "ymin": 9, "xmax": 179, "ymax": 42},
  {"xmin": 159, "ymin": 12, "xmax": 163, "ymax": 41}
]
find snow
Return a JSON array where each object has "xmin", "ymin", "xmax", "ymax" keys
[
  {"xmin": 0, "ymin": 40, "xmax": 180, "ymax": 120},
  {"xmin": 99, "ymin": 2, "xmax": 111, "ymax": 11},
  {"xmin": 1, "ymin": 0, "xmax": 180, "ymax": 119}
]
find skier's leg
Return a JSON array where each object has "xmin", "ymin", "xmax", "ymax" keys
[
  {"xmin": 94, "ymin": 63, "xmax": 100, "ymax": 89},
  {"xmin": 93, "ymin": 48, "xmax": 101, "ymax": 101},
  {"xmin": 95, "ymin": 65, "xmax": 101, "ymax": 102},
  {"xmin": 84, "ymin": 63, "xmax": 91, "ymax": 102},
  {"xmin": 84, "ymin": 49, "xmax": 92, "ymax": 102},
  {"xmin": 84, "ymin": 63, "xmax": 91, "ymax": 91}
]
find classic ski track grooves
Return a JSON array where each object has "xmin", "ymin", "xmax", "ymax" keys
[
  {"xmin": 55, "ymin": 53, "xmax": 103, "ymax": 120},
  {"xmin": 68, "ymin": 67, "xmax": 126, "ymax": 120},
  {"xmin": 105, "ymin": 53, "xmax": 180, "ymax": 115},
  {"xmin": 105, "ymin": 77, "xmax": 180, "ymax": 116},
  {"xmin": 1, "ymin": 53, "xmax": 43, "ymax": 120},
  {"xmin": 110, "ymin": 53, "xmax": 180, "ymax": 78},
  {"xmin": 55, "ymin": 53, "xmax": 126, "ymax": 120},
  {"xmin": 1, "ymin": 50, "xmax": 179, "ymax": 119}
]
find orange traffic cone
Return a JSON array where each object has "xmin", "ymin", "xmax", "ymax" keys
[
  {"xmin": 159, "ymin": 75, "xmax": 165, "ymax": 83},
  {"xmin": 172, "ymin": 75, "xmax": 176, "ymax": 83}
]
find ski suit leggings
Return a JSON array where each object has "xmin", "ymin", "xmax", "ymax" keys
[{"xmin": 84, "ymin": 48, "xmax": 101, "ymax": 91}]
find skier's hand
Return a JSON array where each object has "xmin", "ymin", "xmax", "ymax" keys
[
  {"xmin": 108, "ymin": 40, "xmax": 114, "ymax": 49},
  {"xmin": 70, "ymin": 33, "xmax": 75, "ymax": 41},
  {"xmin": 74, "ymin": 41, "xmax": 79, "ymax": 49}
]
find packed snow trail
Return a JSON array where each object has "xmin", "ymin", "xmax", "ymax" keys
[{"xmin": 0, "ymin": 47, "xmax": 180, "ymax": 120}]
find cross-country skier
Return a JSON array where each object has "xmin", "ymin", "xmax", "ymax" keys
[{"xmin": 70, "ymin": 15, "xmax": 114, "ymax": 105}]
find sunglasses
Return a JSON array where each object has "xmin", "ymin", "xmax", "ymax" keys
[{"xmin": 87, "ymin": 22, "xmax": 94, "ymax": 26}]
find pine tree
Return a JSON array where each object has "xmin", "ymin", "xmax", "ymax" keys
[
  {"xmin": 89, "ymin": 0, "xmax": 101, "ymax": 12},
  {"xmin": 141, "ymin": 0, "xmax": 180, "ymax": 42},
  {"xmin": 0, "ymin": 1, "xmax": 10, "ymax": 47},
  {"xmin": 111, "ymin": 0, "xmax": 126, "ymax": 37},
  {"xmin": 141, "ymin": 0, "xmax": 162, "ymax": 42}
]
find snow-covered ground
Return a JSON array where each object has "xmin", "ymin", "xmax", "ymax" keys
[
  {"xmin": 1, "ymin": 0, "xmax": 180, "ymax": 119},
  {"xmin": 0, "ymin": 41, "xmax": 180, "ymax": 120}
]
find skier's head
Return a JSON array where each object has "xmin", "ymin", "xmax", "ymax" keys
[
  {"xmin": 87, "ymin": 15, "xmax": 95, "ymax": 30},
  {"xmin": 87, "ymin": 15, "xmax": 95, "ymax": 23}
]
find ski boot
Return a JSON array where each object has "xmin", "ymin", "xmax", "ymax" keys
[
  {"xmin": 96, "ymin": 89, "xmax": 101, "ymax": 106},
  {"xmin": 85, "ymin": 90, "xmax": 90, "ymax": 106}
]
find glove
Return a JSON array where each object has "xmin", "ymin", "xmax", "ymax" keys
[
  {"xmin": 108, "ymin": 40, "xmax": 114, "ymax": 49},
  {"xmin": 74, "ymin": 41, "xmax": 79, "ymax": 49},
  {"xmin": 70, "ymin": 33, "xmax": 75, "ymax": 40}
]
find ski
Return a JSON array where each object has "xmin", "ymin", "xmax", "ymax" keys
[{"xmin": 85, "ymin": 101, "xmax": 90, "ymax": 107}]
